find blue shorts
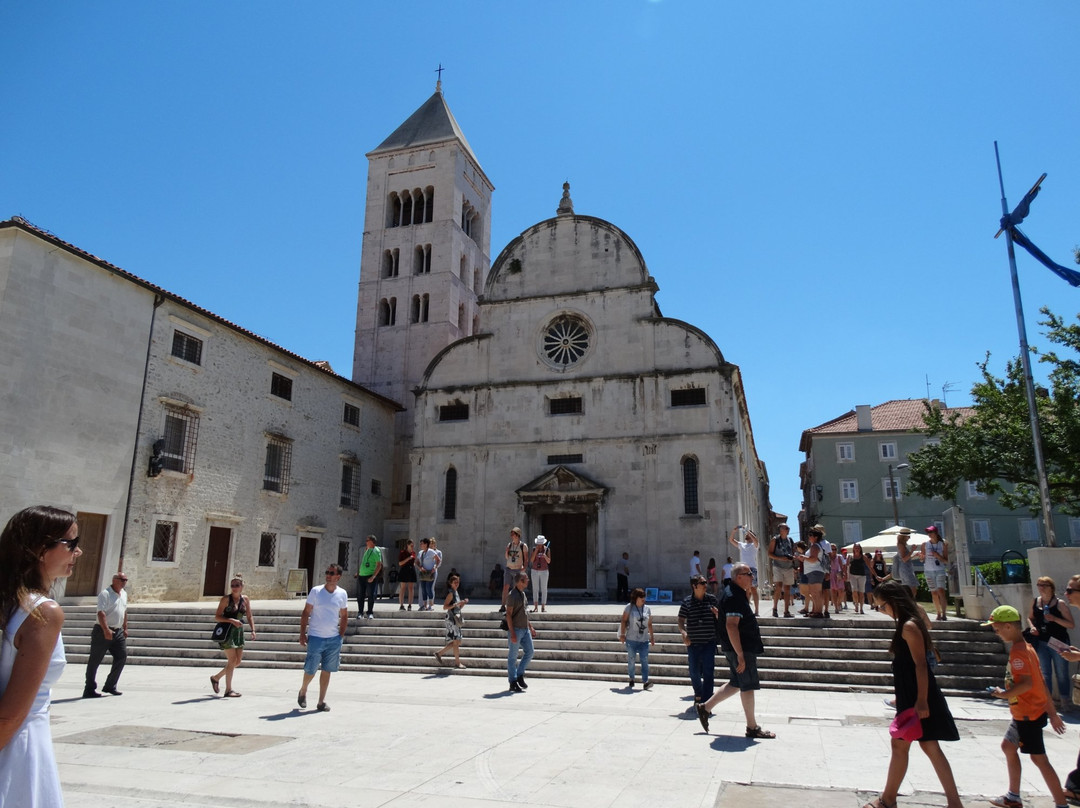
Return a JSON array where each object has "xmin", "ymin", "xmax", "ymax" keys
[{"xmin": 304, "ymin": 634, "xmax": 343, "ymax": 675}]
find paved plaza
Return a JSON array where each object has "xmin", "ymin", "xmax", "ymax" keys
[{"xmin": 49, "ymin": 641, "xmax": 1078, "ymax": 808}]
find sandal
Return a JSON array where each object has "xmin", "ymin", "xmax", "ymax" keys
[
  {"xmin": 223, "ymin": 690, "xmax": 242, "ymax": 698},
  {"xmin": 861, "ymin": 798, "xmax": 895, "ymax": 808},
  {"xmin": 210, "ymin": 676, "xmax": 220, "ymax": 694},
  {"xmin": 744, "ymin": 725, "xmax": 775, "ymax": 739}
]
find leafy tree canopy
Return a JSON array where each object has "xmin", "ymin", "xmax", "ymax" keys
[{"xmin": 907, "ymin": 307, "xmax": 1080, "ymax": 515}]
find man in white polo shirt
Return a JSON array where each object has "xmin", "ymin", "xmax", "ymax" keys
[
  {"xmin": 84, "ymin": 573, "xmax": 129, "ymax": 698},
  {"xmin": 297, "ymin": 564, "xmax": 349, "ymax": 712}
]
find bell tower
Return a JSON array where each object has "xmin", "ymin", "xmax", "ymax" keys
[{"xmin": 353, "ymin": 80, "xmax": 493, "ymax": 522}]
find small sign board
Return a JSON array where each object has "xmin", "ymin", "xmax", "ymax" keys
[
  {"xmin": 286, "ymin": 568, "xmax": 309, "ymax": 598},
  {"xmin": 645, "ymin": 587, "xmax": 659, "ymax": 603},
  {"xmin": 658, "ymin": 590, "xmax": 673, "ymax": 603}
]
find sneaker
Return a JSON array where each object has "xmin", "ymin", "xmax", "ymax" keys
[
  {"xmin": 989, "ymin": 796, "xmax": 1022, "ymax": 808},
  {"xmin": 695, "ymin": 703, "xmax": 710, "ymax": 732},
  {"xmin": 628, "ymin": 679, "xmax": 635, "ymax": 688},
  {"xmin": 516, "ymin": 676, "xmax": 528, "ymax": 690},
  {"xmin": 316, "ymin": 702, "xmax": 330, "ymax": 712},
  {"xmin": 643, "ymin": 681, "xmax": 653, "ymax": 691},
  {"xmin": 82, "ymin": 690, "xmax": 102, "ymax": 699},
  {"xmin": 103, "ymin": 688, "xmax": 123, "ymax": 696},
  {"xmin": 297, "ymin": 691, "xmax": 307, "ymax": 709},
  {"xmin": 399, "ymin": 605, "xmax": 406, "ymax": 611},
  {"xmin": 498, "ymin": 605, "xmax": 506, "ymax": 614},
  {"xmin": 408, "ymin": 604, "xmax": 413, "ymax": 611},
  {"xmin": 509, "ymin": 681, "xmax": 523, "ymax": 693},
  {"xmin": 772, "ymin": 609, "xmax": 778, "ymax": 618}
]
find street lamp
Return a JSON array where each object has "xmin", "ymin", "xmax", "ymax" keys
[{"xmin": 888, "ymin": 463, "xmax": 909, "ymax": 526}]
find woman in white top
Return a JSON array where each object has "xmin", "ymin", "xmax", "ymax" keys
[
  {"xmin": 0, "ymin": 506, "xmax": 84, "ymax": 808},
  {"xmin": 618, "ymin": 588, "xmax": 654, "ymax": 690}
]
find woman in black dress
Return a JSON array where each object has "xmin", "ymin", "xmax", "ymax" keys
[
  {"xmin": 398, "ymin": 539, "xmax": 417, "ymax": 611},
  {"xmin": 864, "ymin": 581, "xmax": 962, "ymax": 808}
]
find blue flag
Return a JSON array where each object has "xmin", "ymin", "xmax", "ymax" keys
[{"xmin": 1008, "ymin": 226, "xmax": 1080, "ymax": 288}]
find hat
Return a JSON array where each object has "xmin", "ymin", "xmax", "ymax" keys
[
  {"xmin": 510, "ymin": 527, "xmax": 522, "ymax": 536},
  {"xmin": 925, "ymin": 526, "xmax": 939, "ymax": 533},
  {"xmin": 981, "ymin": 605, "xmax": 1022, "ymax": 626},
  {"xmin": 534, "ymin": 535, "xmax": 547, "ymax": 545},
  {"xmin": 897, "ymin": 527, "xmax": 913, "ymax": 535},
  {"xmin": 812, "ymin": 524, "xmax": 826, "ymax": 535}
]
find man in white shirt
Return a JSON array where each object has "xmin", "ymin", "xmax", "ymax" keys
[
  {"xmin": 814, "ymin": 526, "xmax": 834, "ymax": 618},
  {"xmin": 297, "ymin": 564, "xmax": 349, "ymax": 712},
  {"xmin": 690, "ymin": 550, "xmax": 702, "ymax": 578},
  {"xmin": 728, "ymin": 527, "xmax": 761, "ymax": 616},
  {"xmin": 84, "ymin": 573, "xmax": 128, "ymax": 698}
]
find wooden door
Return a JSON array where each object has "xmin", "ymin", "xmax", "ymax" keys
[
  {"xmin": 299, "ymin": 537, "xmax": 318, "ymax": 595},
  {"xmin": 202, "ymin": 527, "xmax": 232, "ymax": 596},
  {"xmin": 542, "ymin": 512, "xmax": 588, "ymax": 589},
  {"xmin": 68, "ymin": 512, "xmax": 106, "ymax": 595}
]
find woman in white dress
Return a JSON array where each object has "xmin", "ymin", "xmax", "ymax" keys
[{"xmin": 0, "ymin": 505, "xmax": 83, "ymax": 808}]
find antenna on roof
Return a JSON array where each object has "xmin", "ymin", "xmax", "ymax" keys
[{"xmin": 941, "ymin": 382, "xmax": 958, "ymax": 408}]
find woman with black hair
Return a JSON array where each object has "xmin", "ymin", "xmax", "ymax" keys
[
  {"xmin": 863, "ymin": 580, "xmax": 963, "ymax": 808},
  {"xmin": 0, "ymin": 506, "xmax": 83, "ymax": 808}
]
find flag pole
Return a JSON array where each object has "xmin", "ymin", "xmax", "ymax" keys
[{"xmin": 994, "ymin": 141, "xmax": 1057, "ymax": 547}]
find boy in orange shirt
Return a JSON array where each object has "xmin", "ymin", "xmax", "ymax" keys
[{"xmin": 985, "ymin": 605, "xmax": 1068, "ymax": 808}]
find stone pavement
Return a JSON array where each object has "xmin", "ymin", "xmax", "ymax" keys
[{"xmin": 49, "ymin": 659, "xmax": 1077, "ymax": 808}]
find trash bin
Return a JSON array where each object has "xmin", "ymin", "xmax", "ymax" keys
[{"xmin": 1000, "ymin": 549, "xmax": 1028, "ymax": 584}]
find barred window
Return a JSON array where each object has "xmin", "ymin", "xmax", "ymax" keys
[
  {"xmin": 549, "ymin": 397, "xmax": 582, "ymax": 415},
  {"xmin": 152, "ymin": 521, "xmax": 178, "ymax": 562},
  {"xmin": 263, "ymin": 436, "xmax": 293, "ymax": 493},
  {"xmin": 682, "ymin": 457, "xmax": 700, "ymax": 515},
  {"xmin": 340, "ymin": 462, "xmax": 361, "ymax": 509},
  {"xmin": 671, "ymin": 388, "xmax": 707, "ymax": 407},
  {"xmin": 370, "ymin": 478, "xmax": 382, "ymax": 496},
  {"xmin": 171, "ymin": 331, "xmax": 203, "ymax": 365},
  {"xmin": 258, "ymin": 532, "xmax": 277, "ymax": 567},
  {"xmin": 271, "ymin": 373, "xmax": 293, "ymax": 401},
  {"xmin": 443, "ymin": 467, "xmax": 457, "ymax": 520},
  {"xmin": 338, "ymin": 541, "xmax": 351, "ymax": 571},
  {"xmin": 439, "ymin": 403, "xmax": 469, "ymax": 421},
  {"xmin": 547, "ymin": 454, "xmax": 583, "ymax": 465},
  {"xmin": 343, "ymin": 402, "xmax": 360, "ymax": 427},
  {"xmin": 161, "ymin": 407, "xmax": 199, "ymax": 473}
]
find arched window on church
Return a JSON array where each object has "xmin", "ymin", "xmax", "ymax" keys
[
  {"xmin": 410, "ymin": 295, "xmax": 421, "ymax": 324},
  {"xmin": 378, "ymin": 298, "xmax": 391, "ymax": 327},
  {"xmin": 457, "ymin": 304, "xmax": 465, "ymax": 333},
  {"xmin": 411, "ymin": 188, "xmax": 424, "ymax": 225},
  {"xmin": 459, "ymin": 254, "xmax": 468, "ymax": 285},
  {"xmin": 382, "ymin": 248, "xmax": 399, "ymax": 279},
  {"xmin": 388, "ymin": 297, "xmax": 397, "ymax": 326},
  {"xmin": 401, "ymin": 192, "xmax": 414, "ymax": 227},
  {"xmin": 443, "ymin": 467, "xmax": 457, "ymax": 520},
  {"xmin": 388, "ymin": 192, "xmax": 401, "ymax": 228},
  {"xmin": 682, "ymin": 456, "xmax": 700, "ymax": 515},
  {"xmin": 424, "ymin": 186, "xmax": 434, "ymax": 223},
  {"xmin": 421, "ymin": 294, "xmax": 429, "ymax": 323},
  {"xmin": 413, "ymin": 246, "xmax": 425, "ymax": 275}
]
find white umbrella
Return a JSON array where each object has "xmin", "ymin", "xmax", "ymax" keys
[{"xmin": 842, "ymin": 528, "xmax": 931, "ymax": 554}]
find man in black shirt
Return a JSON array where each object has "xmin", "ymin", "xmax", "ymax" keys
[{"xmin": 695, "ymin": 563, "xmax": 776, "ymax": 739}]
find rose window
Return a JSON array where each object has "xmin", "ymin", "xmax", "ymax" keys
[{"xmin": 543, "ymin": 316, "xmax": 590, "ymax": 367}]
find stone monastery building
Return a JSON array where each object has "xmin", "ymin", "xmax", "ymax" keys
[{"xmin": 0, "ymin": 83, "xmax": 771, "ymax": 600}]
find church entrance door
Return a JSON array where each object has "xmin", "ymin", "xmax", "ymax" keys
[{"xmin": 542, "ymin": 513, "xmax": 587, "ymax": 589}]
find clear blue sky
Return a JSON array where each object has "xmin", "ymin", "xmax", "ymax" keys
[{"xmin": 4, "ymin": 3, "xmax": 1078, "ymax": 534}]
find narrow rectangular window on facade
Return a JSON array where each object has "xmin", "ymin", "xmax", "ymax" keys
[
  {"xmin": 965, "ymin": 481, "xmax": 986, "ymax": 499},
  {"xmin": 152, "ymin": 521, "xmax": 178, "ymax": 562},
  {"xmin": 836, "ymin": 442, "xmax": 854, "ymax": 462},
  {"xmin": 271, "ymin": 372, "xmax": 293, "ymax": 401},
  {"xmin": 549, "ymin": 397, "xmax": 583, "ymax": 415},
  {"xmin": 842, "ymin": 520, "xmax": 863, "ymax": 543},
  {"xmin": 263, "ymin": 436, "xmax": 292, "ymax": 493},
  {"xmin": 343, "ymin": 402, "xmax": 360, "ymax": 427},
  {"xmin": 439, "ymin": 403, "xmax": 469, "ymax": 421},
  {"xmin": 338, "ymin": 541, "xmax": 350, "ymax": 571},
  {"xmin": 340, "ymin": 463, "xmax": 360, "ymax": 509},
  {"xmin": 671, "ymin": 388, "xmax": 707, "ymax": 407},
  {"xmin": 547, "ymin": 454, "xmax": 584, "ymax": 465},
  {"xmin": 970, "ymin": 519, "xmax": 991, "ymax": 542},
  {"xmin": 882, "ymin": 477, "xmax": 901, "ymax": 501},
  {"xmin": 1069, "ymin": 518, "xmax": 1080, "ymax": 545},
  {"xmin": 171, "ymin": 331, "xmax": 203, "ymax": 365},
  {"xmin": 682, "ymin": 458, "xmax": 700, "ymax": 515},
  {"xmin": 1018, "ymin": 518, "xmax": 1041, "ymax": 544},
  {"xmin": 161, "ymin": 407, "xmax": 199, "ymax": 473},
  {"xmin": 370, "ymin": 478, "xmax": 382, "ymax": 496},
  {"xmin": 444, "ymin": 467, "xmax": 457, "ymax": 520},
  {"xmin": 879, "ymin": 442, "xmax": 897, "ymax": 460},
  {"xmin": 840, "ymin": 479, "xmax": 859, "ymax": 502},
  {"xmin": 258, "ymin": 532, "xmax": 277, "ymax": 567}
]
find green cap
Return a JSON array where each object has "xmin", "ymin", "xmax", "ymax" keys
[{"xmin": 981, "ymin": 604, "xmax": 1021, "ymax": 626}]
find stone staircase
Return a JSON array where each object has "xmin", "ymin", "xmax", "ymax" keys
[{"xmin": 62, "ymin": 604, "xmax": 1007, "ymax": 695}]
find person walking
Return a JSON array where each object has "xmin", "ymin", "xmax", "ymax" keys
[
  {"xmin": 398, "ymin": 539, "xmax": 417, "ymax": 611},
  {"xmin": 209, "ymin": 573, "xmax": 257, "ymax": 697},
  {"xmin": 863, "ymin": 581, "xmax": 963, "ymax": 808},
  {"xmin": 434, "ymin": 572, "xmax": 469, "ymax": 669},
  {"xmin": 505, "ymin": 572, "xmax": 535, "ymax": 692},
  {"xmin": 678, "ymin": 574, "xmax": 718, "ymax": 708},
  {"xmin": 354, "ymin": 535, "xmax": 383, "ymax": 620},
  {"xmin": 619, "ymin": 588, "xmax": 654, "ymax": 690},
  {"xmin": 985, "ymin": 604, "xmax": 1067, "ymax": 808},
  {"xmin": 297, "ymin": 564, "xmax": 349, "ymax": 712},
  {"xmin": 84, "ymin": 571, "xmax": 129, "ymax": 698},
  {"xmin": 530, "ymin": 535, "xmax": 551, "ymax": 613},
  {"xmin": 615, "ymin": 552, "xmax": 630, "ymax": 602},
  {"xmin": 1026, "ymin": 575, "xmax": 1074, "ymax": 713},
  {"xmin": 695, "ymin": 563, "xmax": 775, "ymax": 739},
  {"xmin": 501, "ymin": 527, "xmax": 527, "ymax": 613},
  {"xmin": 768, "ymin": 524, "xmax": 795, "ymax": 618},
  {"xmin": 0, "ymin": 506, "xmax": 82, "ymax": 808}
]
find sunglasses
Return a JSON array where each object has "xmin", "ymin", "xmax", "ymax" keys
[
  {"xmin": 1066, "ymin": 587, "xmax": 1079, "ymax": 595},
  {"xmin": 52, "ymin": 537, "xmax": 80, "ymax": 552},
  {"xmin": 325, "ymin": 570, "xmax": 340, "ymax": 576},
  {"xmin": 230, "ymin": 583, "xmax": 243, "ymax": 588},
  {"xmin": 692, "ymin": 582, "xmax": 707, "ymax": 588}
]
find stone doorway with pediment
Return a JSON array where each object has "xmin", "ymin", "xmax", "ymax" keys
[{"xmin": 516, "ymin": 466, "xmax": 608, "ymax": 594}]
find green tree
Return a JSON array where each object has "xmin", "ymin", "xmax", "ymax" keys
[{"xmin": 907, "ymin": 308, "xmax": 1080, "ymax": 515}]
